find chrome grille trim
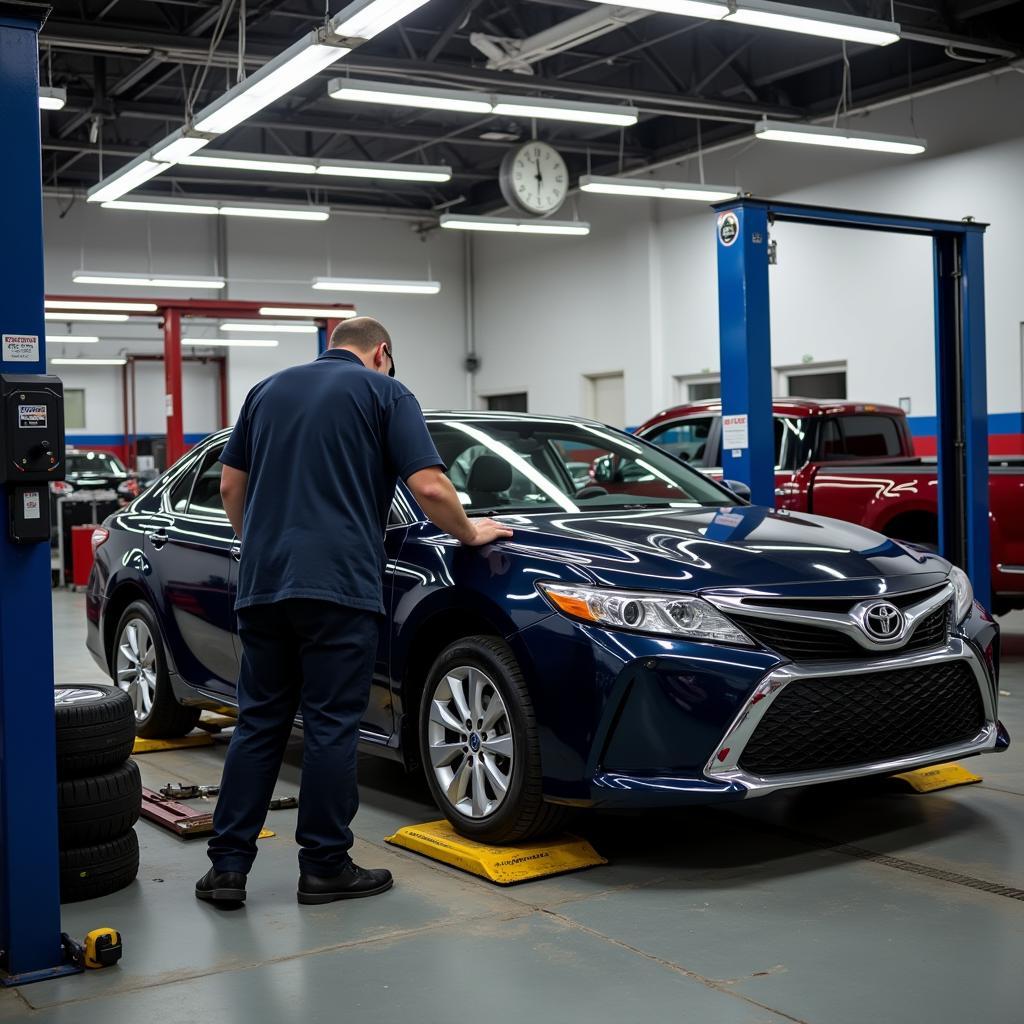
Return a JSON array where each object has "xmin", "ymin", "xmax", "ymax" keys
[{"xmin": 703, "ymin": 640, "xmax": 998, "ymax": 798}]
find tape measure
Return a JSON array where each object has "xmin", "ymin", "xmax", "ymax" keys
[{"xmin": 82, "ymin": 928, "xmax": 123, "ymax": 969}]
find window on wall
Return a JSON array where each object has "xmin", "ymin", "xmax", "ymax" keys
[
  {"xmin": 64, "ymin": 388, "xmax": 85, "ymax": 429},
  {"xmin": 674, "ymin": 376, "xmax": 720, "ymax": 403},
  {"xmin": 485, "ymin": 392, "xmax": 528, "ymax": 412},
  {"xmin": 781, "ymin": 363, "xmax": 847, "ymax": 400}
]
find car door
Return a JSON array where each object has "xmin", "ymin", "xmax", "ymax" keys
[{"xmin": 146, "ymin": 441, "xmax": 240, "ymax": 696}]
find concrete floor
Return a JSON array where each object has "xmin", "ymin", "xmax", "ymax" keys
[{"xmin": 3, "ymin": 590, "xmax": 1021, "ymax": 1022}]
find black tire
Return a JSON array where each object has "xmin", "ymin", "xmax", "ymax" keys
[
  {"xmin": 111, "ymin": 600, "xmax": 200, "ymax": 738},
  {"xmin": 60, "ymin": 831, "xmax": 140, "ymax": 904},
  {"xmin": 58, "ymin": 759, "xmax": 142, "ymax": 849},
  {"xmin": 419, "ymin": 636, "xmax": 566, "ymax": 844},
  {"xmin": 54, "ymin": 685, "xmax": 135, "ymax": 779}
]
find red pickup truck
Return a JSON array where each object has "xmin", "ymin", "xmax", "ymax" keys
[{"xmin": 636, "ymin": 398, "xmax": 1024, "ymax": 614}]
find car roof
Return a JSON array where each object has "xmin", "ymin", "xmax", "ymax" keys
[{"xmin": 639, "ymin": 396, "xmax": 906, "ymax": 429}]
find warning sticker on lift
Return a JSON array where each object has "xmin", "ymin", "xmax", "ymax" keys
[
  {"xmin": 18, "ymin": 404, "xmax": 47, "ymax": 429},
  {"xmin": 717, "ymin": 211, "xmax": 739, "ymax": 247},
  {"xmin": 3, "ymin": 334, "xmax": 39, "ymax": 362},
  {"xmin": 23, "ymin": 491, "xmax": 41, "ymax": 520},
  {"xmin": 722, "ymin": 413, "xmax": 749, "ymax": 450}
]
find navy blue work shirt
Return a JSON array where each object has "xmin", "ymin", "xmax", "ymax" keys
[{"xmin": 220, "ymin": 348, "xmax": 443, "ymax": 614}]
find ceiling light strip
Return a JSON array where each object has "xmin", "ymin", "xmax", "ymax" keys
[
  {"xmin": 439, "ymin": 214, "xmax": 590, "ymax": 236},
  {"xmin": 259, "ymin": 306, "xmax": 359, "ymax": 319},
  {"xmin": 754, "ymin": 120, "xmax": 926, "ymax": 154},
  {"xmin": 100, "ymin": 197, "xmax": 330, "ymax": 221},
  {"xmin": 579, "ymin": 175, "xmax": 739, "ymax": 201},
  {"xmin": 45, "ymin": 312, "xmax": 130, "ymax": 323},
  {"xmin": 183, "ymin": 338, "xmax": 280, "ymax": 348},
  {"xmin": 51, "ymin": 357, "xmax": 128, "ymax": 366},
  {"xmin": 220, "ymin": 322, "xmax": 318, "ymax": 334},
  {"xmin": 180, "ymin": 151, "xmax": 451, "ymax": 183},
  {"xmin": 45, "ymin": 336, "xmax": 99, "ymax": 344},
  {"xmin": 311, "ymin": 277, "xmax": 441, "ymax": 294},
  {"xmin": 45, "ymin": 300, "xmax": 159, "ymax": 312},
  {"xmin": 39, "ymin": 86, "xmax": 67, "ymax": 111},
  {"xmin": 71, "ymin": 270, "xmax": 226, "ymax": 289}
]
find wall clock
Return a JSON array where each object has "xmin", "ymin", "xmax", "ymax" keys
[{"xmin": 499, "ymin": 140, "xmax": 569, "ymax": 217}]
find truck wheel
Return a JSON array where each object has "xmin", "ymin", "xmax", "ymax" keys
[
  {"xmin": 58, "ymin": 759, "xmax": 142, "ymax": 849},
  {"xmin": 419, "ymin": 636, "xmax": 566, "ymax": 844},
  {"xmin": 60, "ymin": 831, "xmax": 140, "ymax": 904},
  {"xmin": 54, "ymin": 685, "xmax": 135, "ymax": 779},
  {"xmin": 112, "ymin": 601, "xmax": 200, "ymax": 738}
]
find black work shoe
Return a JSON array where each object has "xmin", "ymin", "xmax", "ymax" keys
[
  {"xmin": 297, "ymin": 863, "xmax": 393, "ymax": 905},
  {"xmin": 195, "ymin": 867, "xmax": 247, "ymax": 904}
]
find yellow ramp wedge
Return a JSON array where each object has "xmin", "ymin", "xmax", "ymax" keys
[
  {"xmin": 133, "ymin": 733, "xmax": 215, "ymax": 754},
  {"xmin": 385, "ymin": 820, "xmax": 606, "ymax": 885},
  {"xmin": 891, "ymin": 762, "xmax": 982, "ymax": 793}
]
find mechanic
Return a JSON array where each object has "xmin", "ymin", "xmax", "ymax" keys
[{"xmin": 195, "ymin": 317, "xmax": 512, "ymax": 907}]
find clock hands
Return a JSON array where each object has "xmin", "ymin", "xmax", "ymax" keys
[{"xmin": 535, "ymin": 156, "xmax": 543, "ymax": 201}]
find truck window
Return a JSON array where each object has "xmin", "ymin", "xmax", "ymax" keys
[
  {"xmin": 643, "ymin": 417, "xmax": 714, "ymax": 466},
  {"xmin": 819, "ymin": 416, "xmax": 902, "ymax": 459}
]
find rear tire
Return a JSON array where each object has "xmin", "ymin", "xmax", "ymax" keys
[
  {"xmin": 60, "ymin": 832, "xmax": 140, "ymax": 904},
  {"xmin": 57, "ymin": 759, "xmax": 142, "ymax": 849},
  {"xmin": 112, "ymin": 600, "xmax": 200, "ymax": 738},
  {"xmin": 419, "ymin": 636, "xmax": 566, "ymax": 844},
  {"xmin": 54, "ymin": 685, "xmax": 135, "ymax": 779}
]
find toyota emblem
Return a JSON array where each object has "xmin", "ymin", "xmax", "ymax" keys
[{"xmin": 863, "ymin": 601, "xmax": 904, "ymax": 640}]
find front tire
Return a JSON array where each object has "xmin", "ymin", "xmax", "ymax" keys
[
  {"xmin": 419, "ymin": 636, "xmax": 565, "ymax": 843},
  {"xmin": 112, "ymin": 600, "xmax": 200, "ymax": 738}
]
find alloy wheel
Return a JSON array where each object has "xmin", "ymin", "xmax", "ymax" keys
[
  {"xmin": 115, "ymin": 618, "xmax": 157, "ymax": 722},
  {"xmin": 427, "ymin": 665, "xmax": 514, "ymax": 819}
]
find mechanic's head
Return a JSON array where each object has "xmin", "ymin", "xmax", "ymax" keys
[{"xmin": 328, "ymin": 316, "xmax": 395, "ymax": 377}]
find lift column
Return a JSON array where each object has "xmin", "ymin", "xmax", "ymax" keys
[
  {"xmin": 714, "ymin": 200, "xmax": 776, "ymax": 506},
  {"xmin": 0, "ymin": 0, "xmax": 69, "ymax": 982},
  {"xmin": 163, "ymin": 307, "xmax": 185, "ymax": 465}
]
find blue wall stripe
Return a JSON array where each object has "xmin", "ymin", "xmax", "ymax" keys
[
  {"xmin": 66, "ymin": 432, "xmax": 212, "ymax": 446},
  {"xmin": 906, "ymin": 412, "xmax": 1024, "ymax": 436}
]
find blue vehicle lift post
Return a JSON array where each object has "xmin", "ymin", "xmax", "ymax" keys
[
  {"xmin": 714, "ymin": 198, "xmax": 991, "ymax": 607},
  {"xmin": 0, "ymin": 0, "xmax": 78, "ymax": 985}
]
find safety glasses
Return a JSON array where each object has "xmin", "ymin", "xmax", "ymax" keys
[{"xmin": 384, "ymin": 344, "xmax": 396, "ymax": 378}]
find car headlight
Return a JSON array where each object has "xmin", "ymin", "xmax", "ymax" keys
[
  {"xmin": 537, "ymin": 582, "xmax": 753, "ymax": 646},
  {"xmin": 949, "ymin": 565, "xmax": 974, "ymax": 623}
]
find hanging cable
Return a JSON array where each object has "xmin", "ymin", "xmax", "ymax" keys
[
  {"xmin": 237, "ymin": 0, "xmax": 247, "ymax": 85},
  {"xmin": 832, "ymin": 41, "xmax": 851, "ymax": 127},
  {"xmin": 696, "ymin": 120, "xmax": 705, "ymax": 184},
  {"xmin": 186, "ymin": 0, "xmax": 236, "ymax": 122}
]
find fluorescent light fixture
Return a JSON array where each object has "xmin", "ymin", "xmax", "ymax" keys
[
  {"xmin": 330, "ymin": 0, "xmax": 432, "ymax": 41},
  {"xmin": 71, "ymin": 270, "xmax": 226, "ymax": 289},
  {"xmin": 180, "ymin": 150, "xmax": 451, "ymax": 182},
  {"xmin": 328, "ymin": 77, "xmax": 492, "ymax": 114},
  {"xmin": 45, "ymin": 336, "xmax": 99, "ymax": 344},
  {"xmin": 754, "ymin": 120, "xmax": 926, "ymax": 154},
  {"xmin": 727, "ymin": 1, "xmax": 899, "ymax": 46},
  {"xmin": 101, "ymin": 197, "xmax": 330, "ymax": 221},
  {"xmin": 183, "ymin": 337, "xmax": 280, "ymax": 348},
  {"xmin": 45, "ymin": 300, "xmax": 158, "ymax": 312},
  {"xmin": 586, "ymin": 0, "xmax": 728, "ymax": 19},
  {"xmin": 328, "ymin": 77, "xmax": 637, "ymax": 127},
  {"xmin": 193, "ymin": 34, "xmax": 350, "ymax": 135},
  {"xmin": 259, "ymin": 306, "xmax": 359, "ymax": 319},
  {"xmin": 51, "ymin": 357, "xmax": 128, "ymax": 366},
  {"xmin": 39, "ymin": 87, "xmax": 67, "ymax": 111},
  {"xmin": 491, "ymin": 97, "xmax": 637, "ymax": 127},
  {"xmin": 220, "ymin": 322, "xmax": 318, "ymax": 334},
  {"xmin": 151, "ymin": 131, "xmax": 214, "ymax": 163},
  {"xmin": 579, "ymin": 174, "xmax": 739, "ymax": 201},
  {"xmin": 87, "ymin": 156, "xmax": 167, "ymax": 203},
  {"xmin": 45, "ymin": 312, "xmax": 130, "ymax": 323},
  {"xmin": 440, "ymin": 214, "xmax": 590, "ymax": 236},
  {"xmin": 312, "ymin": 277, "xmax": 441, "ymax": 294}
]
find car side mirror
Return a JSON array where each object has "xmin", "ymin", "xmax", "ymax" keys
[
  {"xmin": 591, "ymin": 455, "xmax": 616, "ymax": 484},
  {"xmin": 721, "ymin": 479, "xmax": 751, "ymax": 502}
]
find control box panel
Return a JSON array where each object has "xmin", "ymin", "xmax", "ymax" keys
[{"xmin": 0, "ymin": 374, "xmax": 65, "ymax": 484}]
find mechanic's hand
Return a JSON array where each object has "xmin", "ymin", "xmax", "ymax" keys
[{"xmin": 463, "ymin": 517, "xmax": 514, "ymax": 546}]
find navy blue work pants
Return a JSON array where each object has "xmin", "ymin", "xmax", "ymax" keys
[{"xmin": 208, "ymin": 599, "xmax": 380, "ymax": 878}]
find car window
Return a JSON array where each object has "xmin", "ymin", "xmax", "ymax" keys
[
  {"xmin": 187, "ymin": 448, "xmax": 227, "ymax": 517},
  {"xmin": 818, "ymin": 416, "xmax": 901, "ymax": 459},
  {"xmin": 168, "ymin": 460, "xmax": 200, "ymax": 513},
  {"xmin": 66, "ymin": 452, "xmax": 127, "ymax": 478},
  {"xmin": 426, "ymin": 418, "xmax": 735, "ymax": 514},
  {"xmin": 643, "ymin": 417, "xmax": 714, "ymax": 466}
]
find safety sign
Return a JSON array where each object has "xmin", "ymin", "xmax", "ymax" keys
[
  {"xmin": 722, "ymin": 413, "xmax": 749, "ymax": 451},
  {"xmin": 2, "ymin": 334, "xmax": 39, "ymax": 362},
  {"xmin": 18, "ymin": 404, "xmax": 47, "ymax": 429},
  {"xmin": 23, "ymin": 491, "xmax": 41, "ymax": 521}
]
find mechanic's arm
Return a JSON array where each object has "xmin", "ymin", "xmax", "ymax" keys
[
  {"xmin": 220, "ymin": 465, "xmax": 248, "ymax": 539},
  {"xmin": 406, "ymin": 467, "xmax": 512, "ymax": 547}
]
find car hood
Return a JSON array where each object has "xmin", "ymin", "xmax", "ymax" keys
[{"xmin": 493, "ymin": 504, "xmax": 949, "ymax": 596}]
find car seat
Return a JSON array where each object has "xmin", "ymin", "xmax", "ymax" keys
[{"xmin": 465, "ymin": 455, "xmax": 514, "ymax": 508}]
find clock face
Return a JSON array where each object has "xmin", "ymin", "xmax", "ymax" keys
[{"xmin": 499, "ymin": 141, "xmax": 569, "ymax": 216}]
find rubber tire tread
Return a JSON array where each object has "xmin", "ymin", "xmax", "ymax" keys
[
  {"xmin": 113, "ymin": 600, "xmax": 201, "ymax": 738},
  {"xmin": 420, "ymin": 636, "xmax": 566, "ymax": 844},
  {"xmin": 57, "ymin": 759, "xmax": 142, "ymax": 849},
  {"xmin": 54, "ymin": 685, "xmax": 135, "ymax": 779},
  {"xmin": 60, "ymin": 831, "xmax": 139, "ymax": 904}
]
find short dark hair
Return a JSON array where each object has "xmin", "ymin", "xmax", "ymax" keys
[{"xmin": 328, "ymin": 316, "xmax": 391, "ymax": 353}]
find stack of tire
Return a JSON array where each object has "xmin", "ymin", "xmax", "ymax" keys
[{"xmin": 54, "ymin": 686, "xmax": 141, "ymax": 903}]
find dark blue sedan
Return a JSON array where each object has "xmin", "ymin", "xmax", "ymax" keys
[{"xmin": 86, "ymin": 412, "xmax": 1009, "ymax": 842}]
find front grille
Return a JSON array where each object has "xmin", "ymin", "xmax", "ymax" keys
[
  {"xmin": 738, "ymin": 660, "xmax": 985, "ymax": 776},
  {"xmin": 730, "ymin": 601, "xmax": 950, "ymax": 661}
]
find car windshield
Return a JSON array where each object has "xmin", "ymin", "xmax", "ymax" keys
[
  {"xmin": 66, "ymin": 452, "xmax": 127, "ymax": 478},
  {"xmin": 428, "ymin": 417, "xmax": 735, "ymax": 514}
]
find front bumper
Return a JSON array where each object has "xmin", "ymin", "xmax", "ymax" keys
[{"xmin": 513, "ymin": 606, "xmax": 1007, "ymax": 809}]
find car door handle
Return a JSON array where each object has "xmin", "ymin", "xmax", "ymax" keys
[
  {"xmin": 150, "ymin": 529, "xmax": 168, "ymax": 549},
  {"xmin": 230, "ymin": 543, "xmax": 241, "ymax": 562}
]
